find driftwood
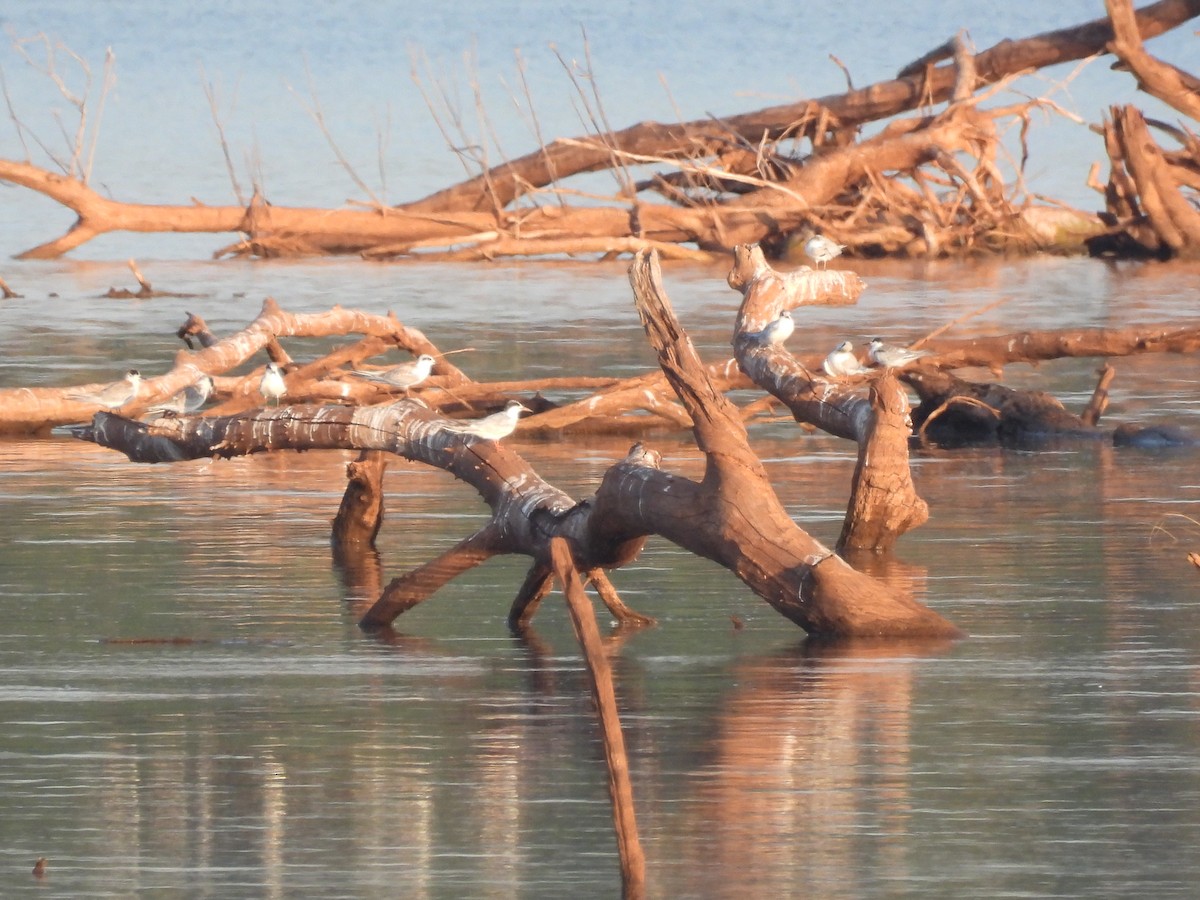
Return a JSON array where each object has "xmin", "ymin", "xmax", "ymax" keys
[
  {"xmin": 75, "ymin": 251, "xmax": 962, "ymax": 639},
  {"xmin": 726, "ymin": 245, "xmax": 926, "ymax": 552},
  {"xmin": 1, "ymin": 2, "xmax": 1197, "ymax": 261},
  {"xmin": 7, "ymin": 245, "xmax": 1195, "ymax": 643}
]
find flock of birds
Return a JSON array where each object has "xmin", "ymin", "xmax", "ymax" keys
[
  {"xmin": 65, "ymin": 233, "xmax": 922, "ymax": 444},
  {"xmin": 66, "ymin": 352, "xmax": 531, "ymax": 444},
  {"xmin": 748, "ymin": 315, "xmax": 932, "ymax": 377}
]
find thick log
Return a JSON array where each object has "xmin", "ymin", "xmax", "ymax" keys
[
  {"xmin": 331, "ymin": 450, "xmax": 388, "ymax": 547},
  {"xmin": 727, "ymin": 245, "xmax": 927, "ymax": 551},
  {"xmin": 906, "ymin": 369, "xmax": 1103, "ymax": 446},
  {"xmin": 619, "ymin": 250, "xmax": 960, "ymax": 636}
]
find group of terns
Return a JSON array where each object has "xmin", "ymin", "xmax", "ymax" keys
[
  {"xmin": 67, "ymin": 351, "xmax": 530, "ymax": 444},
  {"xmin": 748, "ymin": 316, "xmax": 931, "ymax": 377},
  {"xmin": 67, "ymin": 232, "xmax": 912, "ymax": 442}
]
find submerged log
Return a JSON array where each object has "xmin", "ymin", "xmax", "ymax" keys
[
  {"xmin": 726, "ymin": 245, "xmax": 926, "ymax": 552},
  {"xmin": 76, "ymin": 250, "xmax": 962, "ymax": 639}
]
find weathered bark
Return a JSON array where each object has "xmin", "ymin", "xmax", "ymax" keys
[
  {"xmin": 77, "ymin": 252, "xmax": 961, "ymax": 637},
  {"xmin": 2, "ymin": 292, "xmax": 797, "ymax": 436},
  {"xmin": 331, "ymin": 450, "xmax": 388, "ymax": 546},
  {"xmin": 1099, "ymin": 106, "xmax": 1200, "ymax": 257},
  {"xmin": 906, "ymin": 367, "xmax": 1197, "ymax": 448},
  {"xmin": 727, "ymin": 245, "xmax": 927, "ymax": 552},
  {"xmin": 3, "ymin": 2, "xmax": 1196, "ymax": 261},
  {"xmin": 614, "ymin": 250, "xmax": 959, "ymax": 636},
  {"xmin": 407, "ymin": 0, "xmax": 1200, "ymax": 213},
  {"xmin": 1107, "ymin": 0, "xmax": 1200, "ymax": 121},
  {"xmin": 0, "ymin": 298, "xmax": 469, "ymax": 434}
]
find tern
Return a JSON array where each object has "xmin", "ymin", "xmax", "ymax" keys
[
  {"xmin": 751, "ymin": 310, "xmax": 794, "ymax": 346},
  {"xmin": 67, "ymin": 369, "xmax": 141, "ymax": 409},
  {"xmin": 822, "ymin": 341, "xmax": 869, "ymax": 377},
  {"xmin": 447, "ymin": 400, "xmax": 529, "ymax": 441},
  {"xmin": 145, "ymin": 375, "xmax": 215, "ymax": 416},
  {"xmin": 804, "ymin": 233, "xmax": 845, "ymax": 270},
  {"xmin": 350, "ymin": 354, "xmax": 435, "ymax": 394},
  {"xmin": 259, "ymin": 362, "xmax": 287, "ymax": 406},
  {"xmin": 868, "ymin": 338, "xmax": 931, "ymax": 368}
]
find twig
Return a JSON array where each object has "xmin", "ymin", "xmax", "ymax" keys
[
  {"xmin": 912, "ymin": 294, "xmax": 1013, "ymax": 348},
  {"xmin": 199, "ymin": 63, "xmax": 246, "ymax": 205},
  {"xmin": 289, "ymin": 56, "xmax": 385, "ymax": 208},
  {"xmin": 829, "ymin": 54, "xmax": 855, "ymax": 91}
]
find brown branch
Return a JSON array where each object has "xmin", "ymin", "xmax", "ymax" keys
[
  {"xmin": 361, "ymin": 527, "xmax": 506, "ymax": 627},
  {"xmin": 728, "ymin": 244, "xmax": 926, "ymax": 551},
  {"xmin": 331, "ymin": 450, "xmax": 388, "ymax": 546},
  {"xmin": 1081, "ymin": 363, "xmax": 1116, "ymax": 427},
  {"xmin": 1106, "ymin": 0, "xmax": 1200, "ymax": 121},
  {"xmin": 620, "ymin": 249, "xmax": 961, "ymax": 637},
  {"xmin": 404, "ymin": 0, "xmax": 1200, "ymax": 214},
  {"xmin": 548, "ymin": 537, "xmax": 646, "ymax": 896}
]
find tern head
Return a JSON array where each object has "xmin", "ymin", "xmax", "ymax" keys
[
  {"xmin": 506, "ymin": 400, "xmax": 531, "ymax": 415},
  {"xmin": 837, "ymin": 340, "xmax": 853, "ymax": 352},
  {"xmin": 126, "ymin": 369, "xmax": 141, "ymax": 381}
]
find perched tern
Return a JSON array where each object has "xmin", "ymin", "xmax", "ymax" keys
[
  {"xmin": 822, "ymin": 341, "xmax": 869, "ymax": 377},
  {"xmin": 145, "ymin": 375, "xmax": 214, "ymax": 416},
  {"xmin": 868, "ymin": 338, "xmax": 931, "ymax": 368},
  {"xmin": 259, "ymin": 362, "xmax": 287, "ymax": 406},
  {"xmin": 447, "ymin": 400, "xmax": 529, "ymax": 441},
  {"xmin": 750, "ymin": 310, "xmax": 794, "ymax": 346},
  {"xmin": 350, "ymin": 354, "xmax": 435, "ymax": 393},
  {"xmin": 67, "ymin": 369, "xmax": 141, "ymax": 409},
  {"xmin": 804, "ymin": 233, "xmax": 845, "ymax": 270}
]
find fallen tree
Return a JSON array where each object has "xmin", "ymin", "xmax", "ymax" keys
[
  {"xmin": 1, "ymin": 1, "xmax": 1197, "ymax": 261},
  {"xmin": 75, "ymin": 251, "xmax": 961, "ymax": 638},
  {"xmin": 5, "ymin": 243, "xmax": 1194, "ymax": 644}
]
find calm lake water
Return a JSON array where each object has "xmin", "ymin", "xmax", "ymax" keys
[{"xmin": 2, "ymin": 3, "xmax": 1200, "ymax": 898}]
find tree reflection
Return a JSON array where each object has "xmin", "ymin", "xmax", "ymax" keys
[{"xmin": 670, "ymin": 637, "xmax": 954, "ymax": 897}]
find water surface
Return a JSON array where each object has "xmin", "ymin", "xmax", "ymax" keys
[{"xmin": 2, "ymin": 3, "xmax": 1200, "ymax": 897}]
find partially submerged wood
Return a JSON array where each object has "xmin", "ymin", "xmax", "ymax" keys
[
  {"xmin": 0, "ymin": 297, "xmax": 719, "ymax": 436},
  {"xmin": 76, "ymin": 250, "xmax": 962, "ymax": 639},
  {"xmin": 2, "ymin": 2, "xmax": 1197, "ymax": 261},
  {"xmin": 548, "ymin": 537, "xmax": 646, "ymax": 897},
  {"xmin": 728, "ymin": 245, "xmax": 927, "ymax": 552}
]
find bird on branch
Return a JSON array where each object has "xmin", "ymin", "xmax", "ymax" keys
[
  {"xmin": 259, "ymin": 362, "xmax": 287, "ymax": 406},
  {"xmin": 822, "ymin": 340, "xmax": 870, "ymax": 377},
  {"xmin": 750, "ymin": 310, "xmax": 794, "ymax": 346},
  {"xmin": 804, "ymin": 233, "xmax": 845, "ymax": 269},
  {"xmin": 145, "ymin": 375, "xmax": 214, "ymax": 417},
  {"xmin": 446, "ymin": 400, "xmax": 529, "ymax": 441},
  {"xmin": 349, "ymin": 354, "xmax": 435, "ymax": 394},
  {"xmin": 868, "ymin": 338, "xmax": 931, "ymax": 368},
  {"xmin": 67, "ymin": 369, "xmax": 141, "ymax": 409}
]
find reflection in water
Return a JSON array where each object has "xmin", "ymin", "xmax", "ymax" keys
[
  {"xmin": 670, "ymin": 639, "xmax": 951, "ymax": 898},
  {"xmin": 2, "ymin": 255, "xmax": 1200, "ymax": 896}
]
